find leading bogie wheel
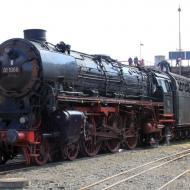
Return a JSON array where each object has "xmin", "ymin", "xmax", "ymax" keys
[{"xmin": 34, "ymin": 136, "xmax": 50, "ymax": 165}]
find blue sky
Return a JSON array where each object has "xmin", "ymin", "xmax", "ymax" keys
[{"xmin": 0, "ymin": 0, "xmax": 188, "ymax": 64}]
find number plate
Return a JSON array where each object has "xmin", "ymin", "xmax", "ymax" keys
[{"xmin": 1, "ymin": 66, "xmax": 20, "ymax": 74}]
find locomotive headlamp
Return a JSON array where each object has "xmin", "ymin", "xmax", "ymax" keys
[{"xmin": 19, "ymin": 116, "xmax": 28, "ymax": 124}]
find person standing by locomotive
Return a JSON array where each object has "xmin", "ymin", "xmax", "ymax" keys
[
  {"xmin": 128, "ymin": 57, "xmax": 133, "ymax": 66},
  {"xmin": 158, "ymin": 60, "xmax": 171, "ymax": 73},
  {"xmin": 176, "ymin": 58, "xmax": 180, "ymax": 67},
  {"xmin": 134, "ymin": 56, "xmax": 138, "ymax": 66},
  {"xmin": 140, "ymin": 59, "xmax": 144, "ymax": 67}
]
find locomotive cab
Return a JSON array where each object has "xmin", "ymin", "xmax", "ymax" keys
[
  {"xmin": 152, "ymin": 72, "xmax": 173, "ymax": 114},
  {"xmin": 156, "ymin": 74, "xmax": 173, "ymax": 114}
]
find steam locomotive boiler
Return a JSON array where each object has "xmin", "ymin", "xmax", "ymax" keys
[{"xmin": 0, "ymin": 29, "xmax": 175, "ymax": 165}]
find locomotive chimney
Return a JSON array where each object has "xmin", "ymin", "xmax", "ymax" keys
[{"xmin": 24, "ymin": 29, "xmax": 46, "ymax": 42}]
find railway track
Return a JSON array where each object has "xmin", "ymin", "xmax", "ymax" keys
[
  {"xmin": 80, "ymin": 148, "xmax": 190, "ymax": 190},
  {"xmin": 1, "ymin": 145, "xmax": 190, "ymax": 189},
  {"xmin": 157, "ymin": 168, "xmax": 190, "ymax": 190},
  {"xmin": 0, "ymin": 151, "xmax": 117, "ymax": 176},
  {"xmin": 0, "ymin": 161, "xmax": 27, "ymax": 175}
]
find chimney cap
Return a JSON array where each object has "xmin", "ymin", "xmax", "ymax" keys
[{"xmin": 24, "ymin": 29, "xmax": 46, "ymax": 42}]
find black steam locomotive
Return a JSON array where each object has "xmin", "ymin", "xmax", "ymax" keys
[{"xmin": 0, "ymin": 29, "xmax": 189, "ymax": 165}]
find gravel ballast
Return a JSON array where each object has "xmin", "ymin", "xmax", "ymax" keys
[{"xmin": 1, "ymin": 141, "xmax": 190, "ymax": 190}]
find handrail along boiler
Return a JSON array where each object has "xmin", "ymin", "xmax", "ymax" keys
[{"xmin": 0, "ymin": 29, "xmax": 186, "ymax": 165}]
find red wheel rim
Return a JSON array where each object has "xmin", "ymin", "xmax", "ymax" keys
[
  {"xmin": 63, "ymin": 142, "xmax": 79, "ymax": 161},
  {"xmin": 81, "ymin": 136, "xmax": 101, "ymax": 157},
  {"xmin": 80, "ymin": 115, "xmax": 101, "ymax": 157},
  {"xmin": 34, "ymin": 136, "xmax": 50, "ymax": 165},
  {"xmin": 126, "ymin": 134, "xmax": 138, "ymax": 150},
  {"xmin": 106, "ymin": 113, "xmax": 121, "ymax": 153},
  {"xmin": 106, "ymin": 139, "xmax": 120, "ymax": 153}
]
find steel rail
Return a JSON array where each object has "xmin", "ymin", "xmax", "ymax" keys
[
  {"xmin": 101, "ymin": 152, "xmax": 190, "ymax": 190},
  {"xmin": 157, "ymin": 168, "xmax": 190, "ymax": 190},
  {"xmin": 0, "ymin": 161, "xmax": 28, "ymax": 175},
  {"xmin": 80, "ymin": 148, "xmax": 190, "ymax": 190}
]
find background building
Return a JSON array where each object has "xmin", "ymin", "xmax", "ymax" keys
[{"xmin": 154, "ymin": 55, "xmax": 165, "ymax": 67}]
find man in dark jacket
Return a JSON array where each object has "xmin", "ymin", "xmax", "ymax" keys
[
  {"xmin": 128, "ymin": 57, "xmax": 133, "ymax": 66},
  {"xmin": 158, "ymin": 60, "xmax": 171, "ymax": 72},
  {"xmin": 134, "ymin": 57, "xmax": 138, "ymax": 66}
]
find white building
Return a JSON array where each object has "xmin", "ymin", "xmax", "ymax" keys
[{"xmin": 154, "ymin": 55, "xmax": 165, "ymax": 67}]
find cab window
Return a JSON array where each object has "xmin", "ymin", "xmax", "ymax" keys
[
  {"xmin": 157, "ymin": 78, "xmax": 169, "ymax": 93},
  {"xmin": 164, "ymin": 80, "xmax": 171, "ymax": 92}
]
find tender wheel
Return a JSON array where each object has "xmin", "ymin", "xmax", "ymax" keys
[
  {"xmin": 34, "ymin": 136, "xmax": 50, "ymax": 165},
  {"xmin": 106, "ymin": 113, "xmax": 121, "ymax": 153},
  {"xmin": 62, "ymin": 142, "xmax": 79, "ymax": 161}
]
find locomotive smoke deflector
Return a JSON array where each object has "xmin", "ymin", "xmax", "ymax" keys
[{"xmin": 24, "ymin": 29, "xmax": 47, "ymax": 42}]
